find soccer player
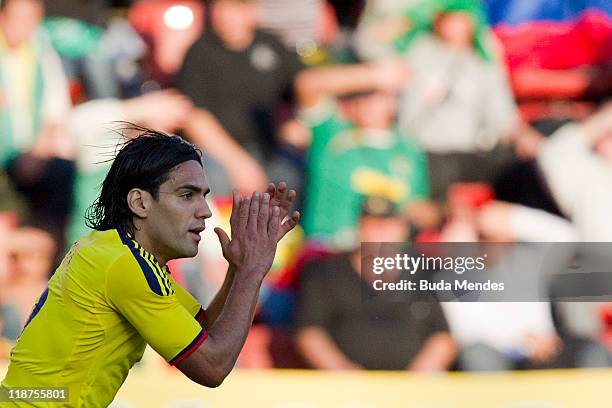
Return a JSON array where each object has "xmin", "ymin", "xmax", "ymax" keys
[{"xmin": 0, "ymin": 130, "xmax": 300, "ymax": 407}]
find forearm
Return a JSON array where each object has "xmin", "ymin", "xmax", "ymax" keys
[
  {"xmin": 512, "ymin": 205, "xmax": 579, "ymax": 242},
  {"xmin": 295, "ymin": 64, "xmax": 379, "ymax": 109},
  {"xmin": 206, "ymin": 272, "xmax": 262, "ymax": 363},
  {"xmin": 31, "ymin": 121, "xmax": 74, "ymax": 160},
  {"xmin": 183, "ymin": 108, "xmax": 251, "ymax": 167},
  {"xmin": 296, "ymin": 327, "xmax": 360, "ymax": 370},
  {"xmin": 120, "ymin": 98, "xmax": 150, "ymax": 124},
  {"xmin": 537, "ymin": 123, "xmax": 595, "ymax": 216},
  {"xmin": 177, "ymin": 272, "xmax": 264, "ymax": 385},
  {"xmin": 407, "ymin": 332, "xmax": 457, "ymax": 372},
  {"xmin": 203, "ymin": 266, "xmax": 236, "ymax": 329},
  {"xmin": 581, "ymin": 104, "xmax": 612, "ymax": 146}
]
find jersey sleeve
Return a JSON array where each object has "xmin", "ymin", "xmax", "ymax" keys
[
  {"xmin": 105, "ymin": 254, "xmax": 207, "ymax": 365},
  {"xmin": 170, "ymin": 275, "xmax": 206, "ymax": 326}
]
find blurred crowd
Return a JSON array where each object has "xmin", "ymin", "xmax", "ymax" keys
[{"xmin": 0, "ymin": 0, "xmax": 611, "ymax": 372}]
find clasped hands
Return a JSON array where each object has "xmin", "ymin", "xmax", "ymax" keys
[{"xmin": 214, "ymin": 182, "xmax": 300, "ymax": 280}]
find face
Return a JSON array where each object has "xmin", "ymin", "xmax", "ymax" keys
[
  {"xmin": 9, "ymin": 228, "xmax": 55, "ymax": 281},
  {"xmin": 0, "ymin": 0, "xmax": 44, "ymax": 48},
  {"xmin": 358, "ymin": 215, "xmax": 409, "ymax": 243},
  {"xmin": 434, "ymin": 12, "xmax": 474, "ymax": 49},
  {"xmin": 139, "ymin": 160, "xmax": 212, "ymax": 263},
  {"xmin": 211, "ymin": 0, "xmax": 258, "ymax": 48},
  {"xmin": 350, "ymin": 92, "xmax": 396, "ymax": 129}
]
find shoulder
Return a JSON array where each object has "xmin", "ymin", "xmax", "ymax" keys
[
  {"xmin": 406, "ymin": 35, "xmax": 439, "ymax": 58},
  {"xmin": 254, "ymin": 30, "xmax": 301, "ymax": 64},
  {"xmin": 190, "ymin": 32, "xmax": 214, "ymax": 50},
  {"xmin": 69, "ymin": 229, "xmax": 128, "ymax": 269},
  {"xmin": 183, "ymin": 33, "xmax": 218, "ymax": 63},
  {"xmin": 106, "ymin": 236, "xmax": 174, "ymax": 298},
  {"xmin": 301, "ymin": 254, "xmax": 352, "ymax": 283},
  {"xmin": 393, "ymin": 129, "xmax": 425, "ymax": 153}
]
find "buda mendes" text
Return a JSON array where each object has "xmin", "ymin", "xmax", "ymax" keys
[{"xmin": 372, "ymin": 279, "xmax": 505, "ymax": 292}]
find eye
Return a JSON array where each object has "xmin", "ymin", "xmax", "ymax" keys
[{"xmin": 182, "ymin": 192, "xmax": 194, "ymax": 200}]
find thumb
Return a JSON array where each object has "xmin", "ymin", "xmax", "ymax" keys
[{"xmin": 214, "ymin": 227, "xmax": 231, "ymax": 251}]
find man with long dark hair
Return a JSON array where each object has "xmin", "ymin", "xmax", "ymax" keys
[{"xmin": 1, "ymin": 129, "xmax": 300, "ymax": 407}]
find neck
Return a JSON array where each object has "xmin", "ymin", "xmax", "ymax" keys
[
  {"xmin": 224, "ymin": 35, "xmax": 253, "ymax": 51},
  {"xmin": 444, "ymin": 39, "xmax": 471, "ymax": 52},
  {"xmin": 0, "ymin": 27, "xmax": 31, "ymax": 50},
  {"xmin": 359, "ymin": 123, "xmax": 393, "ymax": 132},
  {"xmin": 133, "ymin": 228, "xmax": 168, "ymax": 266},
  {"xmin": 213, "ymin": 27, "xmax": 254, "ymax": 51}
]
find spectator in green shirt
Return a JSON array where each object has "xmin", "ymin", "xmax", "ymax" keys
[{"xmin": 295, "ymin": 60, "xmax": 437, "ymax": 249}]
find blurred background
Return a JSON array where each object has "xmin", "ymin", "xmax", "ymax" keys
[{"xmin": 0, "ymin": 0, "xmax": 611, "ymax": 406}]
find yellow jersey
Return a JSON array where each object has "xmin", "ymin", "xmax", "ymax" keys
[{"xmin": 1, "ymin": 229, "xmax": 207, "ymax": 407}]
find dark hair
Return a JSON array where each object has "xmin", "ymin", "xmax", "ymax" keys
[{"xmin": 85, "ymin": 126, "xmax": 203, "ymax": 235}]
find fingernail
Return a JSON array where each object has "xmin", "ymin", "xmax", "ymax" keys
[
  {"xmin": 263, "ymin": 193, "xmax": 270, "ymax": 200},
  {"xmin": 274, "ymin": 206, "xmax": 280, "ymax": 215},
  {"xmin": 254, "ymin": 191, "xmax": 259, "ymax": 198}
]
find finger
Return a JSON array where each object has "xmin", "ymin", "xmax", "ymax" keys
[
  {"xmin": 238, "ymin": 194, "xmax": 251, "ymax": 232},
  {"xmin": 280, "ymin": 189, "xmax": 296, "ymax": 215},
  {"xmin": 278, "ymin": 211, "xmax": 300, "ymax": 241},
  {"xmin": 258, "ymin": 192, "xmax": 270, "ymax": 234},
  {"xmin": 267, "ymin": 183, "xmax": 276, "ymax": 197},
  {"xmin": 229, "ymin": 189, "xmax": 242, "ymax": 237},
  {"xmin": 271, "ymin": 181, "xmax": 287, "ymax": 206},
  {"xmin": 214, "ymin": 227, "xmax": 231, "ymax": 254},
  {"xmin": 268, "ymin": 205, "xmax": 281, "ymax": 239},
  {"xmin": 247, "ymin": 191, "xmax": 260, "ymax": 233}
]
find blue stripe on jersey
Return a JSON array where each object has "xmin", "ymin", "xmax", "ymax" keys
[
  {"xmin": 144, "ymin": 251, "xmax": 174, "ymax": 295},
  {"xmin": 195, "ymin": 307, "xmax": 206, "ymax": 324},
  {"xmin": 22, "ymin": 287, "xmax": 49, "ymax": 331},
  {"xmin": 138, "ymin": 247, "xmax": 169, "ymax": 296},
  {"xmin": 119, "ymin": 232, "xmax": 165, "ymax": 296}
]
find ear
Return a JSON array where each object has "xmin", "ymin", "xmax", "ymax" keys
[{"xmin": 127, "ymin": 188, "xmax": 150, "ymax": 219}]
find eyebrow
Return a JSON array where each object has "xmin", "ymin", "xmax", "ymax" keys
[{"xmin": 176, "ymin": 184, "xmax": 211, "ymax": 196}]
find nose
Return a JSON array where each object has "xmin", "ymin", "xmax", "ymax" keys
[{"xmin": 196, "ymin": 197, "xmax": 213, "ymax": 220}]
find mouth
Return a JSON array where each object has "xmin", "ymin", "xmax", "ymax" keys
[{"xmin": 188, "ymin": 226, "xmax": 205, "ymax": 241}]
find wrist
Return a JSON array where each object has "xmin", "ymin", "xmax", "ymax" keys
[
  {"xmin": 227, "ymin": 263, "xmax": 237, "ymax": 276},
  {"xmin": 232, "ymin": 266, "xmax": 266, "ymax": 286}
]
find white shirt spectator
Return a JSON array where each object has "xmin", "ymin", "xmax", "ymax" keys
[{"xmin": 538, "ymin": 123, "xmax": 612, "ymax": 241}]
